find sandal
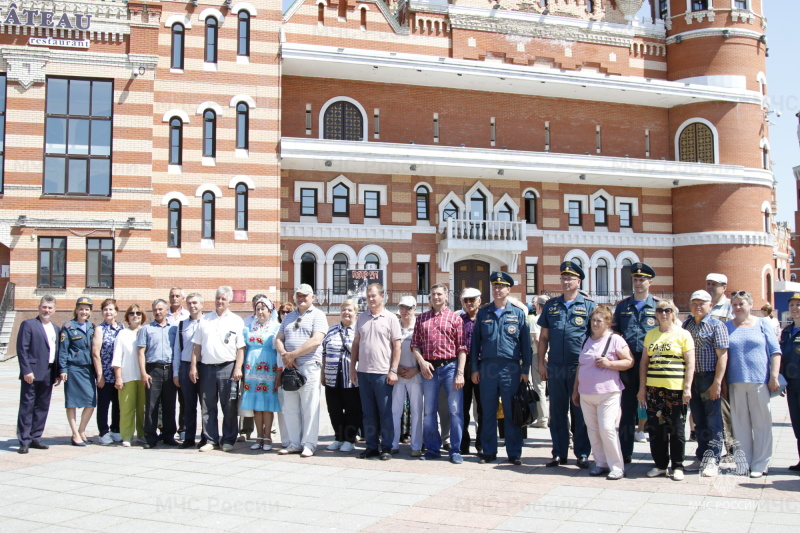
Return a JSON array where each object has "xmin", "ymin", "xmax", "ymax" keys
[
  {"xmin": 262, "ymin": 439, "xmax": 273, "ymax": 451},
  {"xmin": 250, "ymin": 438, "xmax": 263, "ymax": 450}
]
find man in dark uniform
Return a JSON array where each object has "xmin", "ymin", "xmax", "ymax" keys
[
  {"xmin": 537, "ymin": 261, "xmax": 594, "ymax": 468},
  {"xmin": 612, "ymin": 262, "xmax": 658, "ymax": 463},
  {"xmin": 471, "ymin": 271, "xmax": 531, "ymax": 465}
]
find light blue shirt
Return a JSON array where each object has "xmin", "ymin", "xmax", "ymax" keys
[
  {"xmin": 137, "ymin": 321, "xmax": 177, "ymax": 364},
  {"xmin": 726, "ymin": 319, "xmax": 780, "ymax": 384}
]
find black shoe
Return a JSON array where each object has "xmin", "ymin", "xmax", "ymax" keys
[
  {"xmin": 546, "ymin": 456, "xmax": 567, "ymax": 467},
  {"xmin": 29, "ymin": 441, "xmax": 49, "ymax": 450},
  {"xmin": 71, "ymin": 439, "xmax": 87, "ymax": 447},
  {"xmin": 163, "ymin": 440, "xmax": 180, "ymax": 447},
  {"xmin": 461, "ymin": 447, "xmax": 471, "ymax": 456},
  {"xmin": 358, "ymin": 449, "xmax": 380, "ymax": 459},
  {"xmin": 688, "ymin": 431, "xmax": 696, "ymax": 442},
  {"xmin": 623, "ymin": 456, "xmax": 632, "ymax": 464},
  {"xmin": 576, "ymin": 456, "xmax": 590, "ymax": 469},
  {"xmin": 476, "ymin": 445, "xmax": 483, "ymax": 455},
  {"xmin": 143, "ymin": 442, "xmax": 156, "ymax": 449},
  {"xmin": 18, "ymin": 445, "xmax": 29, "ymax": 454},
  {"xmin": 390, "ymin": 448, "xmax": 400, "ymax": 455},
  {"xmin": 789, "ymin": 463, "xmax": 800, "ymax": 472},
  {"xmin": 196, "ymin": 439, "xmax": 208, "ymax": 449},
  {"xmin": 179, "ymin": 441, "xmax": 196, "ymax": 449},
  {"xmin": 442, "ymin": 442, "xmax": 451, "ymax": 451},
  {"xmin": 509, "ymin": 456, "xmax": 522, "ymax": 466},
  {"xmin": 479, "ymin": 454, "xmax": 496, "ymax": 464},
  {"xmin": 379, "ymin": 452, "xmax": 392, "ymax": 461}
]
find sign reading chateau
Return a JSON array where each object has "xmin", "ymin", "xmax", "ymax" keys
[{"xmin": 0, "ymin": 3, "xmax": 92, "ymax": 31}]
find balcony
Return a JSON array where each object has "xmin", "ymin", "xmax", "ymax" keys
[{"xmin": 439, "ymin": 218, "xmax": 527, "ymax": 272}]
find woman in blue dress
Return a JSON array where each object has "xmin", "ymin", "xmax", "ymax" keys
[
  {"xmin": 240, "ymin": 296, "xmax": 282, "ymax": 451},
  {"xmin": 58, "ymin": 297, "xmax": 96, "ymax": 446}
]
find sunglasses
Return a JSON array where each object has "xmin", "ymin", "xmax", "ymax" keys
[
  {"xmin": 294, "ymin": 317, "xmax": 302, "ymax": 330},
  {"xmin": 399, "ymin": 305, "xmax": 413, "ymax": 311},
  {"xmin": 732, "ymin": 290, "xmax": 749, "ymax": 298},
  {"xmin": 655, "ymin": 308, "xmax": 674, "ymax": 314},
  {"xmin": 128, "ymin": 311, "xmax": 142, "ymax": 316},
  {"xmin": 462, "ymin": 297, "xmax": 477, "ymax": 303},
  {"xmin": 278, "ymin": 310, "xmax": 288, "ymax": 315}
]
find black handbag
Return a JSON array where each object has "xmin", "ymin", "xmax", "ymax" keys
[
  {"xmin": 281, "ymin": 367, "xmax": 306, "ymax": 391},
  {"xmin": 512, "ymin": 380, "xmax": 540, "ymax": 427}
]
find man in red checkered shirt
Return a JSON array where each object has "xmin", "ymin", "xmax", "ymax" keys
[{"xmin": 411, "ymin": 284, "xmax": 467, "ymax": 463}]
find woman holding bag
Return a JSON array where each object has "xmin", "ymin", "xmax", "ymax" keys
[{"xmin": 572, "ymin": 305, "xmax": 632, "ymax": 480}]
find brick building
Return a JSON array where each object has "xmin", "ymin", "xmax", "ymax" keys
[{"xmin": 0, "ymin": 0, "xmax": 783, "ymax": 353}]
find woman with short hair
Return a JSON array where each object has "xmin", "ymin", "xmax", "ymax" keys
[
  {"xmin": 391, "ymin": 295, "xmax": 423, "ymax": 456},
  {"xmin": 112, "ymin": 304, "xmax": 147, "ymax": 447},
  {"xmin": 92, "ymin": 298, "xmax": 123, "ymax": 445},
  {"xmin": 59, "ymin": 297, "xmax": 97, "ymax": 446}
]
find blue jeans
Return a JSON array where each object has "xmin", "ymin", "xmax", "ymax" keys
[
  {"xmin": 478, "ymin": 359, "xmax": 522, "ymax": 458},
  {"xmin": 422, "ymin": 361, "xmax": 463, "ymax": 457},
  {"xmin": 358, "ymin": 372, "xmax": 394, "ymax": 453},
  {"xmin": 548, "ymin": 364, "xmax": 590, "ymax": 459},
  {"xmin": 690, "ymin": 370, "xmax": 723, "ymax": 462}
]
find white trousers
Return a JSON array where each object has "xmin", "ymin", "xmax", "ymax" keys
[
  {"xmin": 730, "ymin": 382, "xmax": 773, "ymax": 473},
  {"xmin": 282, "ymin": 361, "xmax": 321, "ymax": 451},
  {"xmin": 531, "ymin": 362, "xmax": 549, "ymax": 422},
  {"xmin": 391, "ymin": 378, "xmax": 423, "ymax": 451},
  {"xmin": 580, "ymin": 391, "xmax": 624, "ymax": 474}
]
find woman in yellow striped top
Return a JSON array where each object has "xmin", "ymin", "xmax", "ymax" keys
[{"xmin": 637, "ymin": 299, "xmax": 695, "ymax": 481}]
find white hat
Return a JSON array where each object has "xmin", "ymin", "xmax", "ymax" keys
[
  {"xmin": 294, "ymin": 283, "xmax": 314, "ymax": 295},
  {"xmin": 461, "ymin": 287, "xmax": 481, "ymax": 299},
  {"xmin": 705, "ymin": 273, "xmax": 728, "ymax": 284},
  {"xmin": 399, "ymin": 295, "xmax": 417, "ymax": 308},
  {"xmin": 690, "ymin": 290, "xmax": 712, "ymax": 302}
]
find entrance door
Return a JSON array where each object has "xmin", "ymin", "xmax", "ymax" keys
[{"xmin": 454, "ymin": 259, "xmax": 490, "ymax": 309}]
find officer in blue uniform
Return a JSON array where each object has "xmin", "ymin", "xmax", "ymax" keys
[
  {"xmin": 612, "ymin": 262, "xmax": 658, "ymax": 462},
  {"xmin": 470, "ymin": 271, "xmax": 531, "ymax": 466},
  {"xmin": 537, "ymin": 261, "xmax": 594, "ymax": 467},
  {"xmin": 779, "ymin": 292, "xmax": 800, "ymax": 471},
  {"xmin": 58, "ymin": 296, "xmax": 97, "ymax": 446}
]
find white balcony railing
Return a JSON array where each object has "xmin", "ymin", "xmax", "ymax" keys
[{"xmin": 443, "ymin": 218, "xmax": 525, "ymax": 242}]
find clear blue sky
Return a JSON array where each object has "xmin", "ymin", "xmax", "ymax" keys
[{"xmin": 281, "ymin": 0, "xmax": 800, "ymax": 229}]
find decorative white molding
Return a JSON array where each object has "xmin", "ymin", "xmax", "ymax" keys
[
  {"xmin": 542, "ymin": 230, "xmax": 774, "ymax": 248},
  {"xmin": 162, "ymin": 109, "xmax": 190, "ymax": 124},
  {"xmin": 667, "ymin": 27, "xmax": 761, "ymax": 45},
  {"xmin": 229, "ymin": 176, "xmax": 255, "ymax": 190},
  {"xmin": 196, "ymin": 101, "xmax": 225, "ymax": 116},
  {"xmin": 161, "ymin": 191, "xmax": 189, "ymax": 206},
  {"xmin": 164, "ymin": 14, "xmax": 192, "ymax": 29},
  {"xmin": 198, "ymin": 8, "xmax": 225, "ymax": 24},
  {"xmin": 195, "ymin": 184, "xmax": 223, "ymax": 198},
  {"xmin": 229, "ymin": 94, "xmax": 257, "ymax": 109},
  {"xmin": 231, "ymin": 2, "xmax": 258, "ymax": 16},
  {"xmin": 2, "ymin": 47, "xmax": 48, "ymax": 89},
  {"xmin": 282, "ymin": 222, "xmax": 436, "ymax": 241}
]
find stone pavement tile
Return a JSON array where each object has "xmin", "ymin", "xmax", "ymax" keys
[
  {"xmin": 390, "ymin": 506, "xmax": 455, "ymax": 525},
  {"xmin": 102, "ymin": 501, "xmax": 160, "ymax": 519},
  {"xmin": 756, "ymin": 499, "xmax": 800, "ymax": 513},
  {"xmin": 270, "ymin": 507, "xmax": 332, "ymax": 525},
  {"xmin": 493, "ymin": 516, "xmax": 565, "ymax": 532},
  {"xmin": 0, "ymin": 485, "xmax": 53, "ymax": 503},
  {"xmin": 593, "ymin": 488, "xmax": 653, "ymax": 504},
  {"xmin": 408, "ymin": 472, "xmax": 464, "ymax": 487},
  {"xmin": 362, "ymin": 517, "xmax": 435, "ymax": 532},
  {"xmin": 371, "ymin": 491, "xmax": 429, "ymax": 506},
  {"xmin": 555, "ymin": 521, "xmax": 621, "ymax": 532},
  {"xmin": 313, "ymin": 511, "xmax": 383, "ymax": 530},
  {"xmin": 547, "ymin": 484, "xmax": 604, "ymax": 498},
  {"xmin": 389, "ymin": 482, "xmax": 453, "ymax": 496},
  {"xmin": 0, "ymin": 502, "xmax": 89, "ymax": 524},
  {"xmin": 626, "ymin": 503, "xmax": 697, "ymax": 530},
  {"xmin": 370, "ymin": 470, "xmax": 427, "ymax": 483},
  {"xmin": 3, "ymin": 518, "xmax": 47, "ymax": 532},
  {"xmin": 312, "ymin": 474, "xmax": 368, "ymax": 489},
  {"xmin": 438, "ymin": 509, "xmax": 509, "ymax": 529},
  {"xmin": 346, "ymin": 501, "xmax": 406, "ymax": 517},
  {"xmin": 111, "ymin": 518, "xmax": 218, "ymax": 533},
  {"xmin": 414, "ymin": 492, "xmax": 490, "ymax": 512},
  {"xmin": 184, "ymin": 509, "xmax": 273, "ymax": 530},
  {"xmin": 454, "ymin": 477, "xmax": 511, "ymax": 491},
  {"xmin": 617, "ymin": 528, "xmax": 681, "ymax": 533},
  {"xmin": 753, "ymin": 510, "xmax": 800, "ymax": 526},
  {"xmin": 686, "ymin": 508, "xmax": 753, "ymax": 532},
  {"xmin": 647, "ymin": 491, "xmax": 707, "ymax": 506},
  {"xmin": 331, "ymin": 467, "xmax": 383, "ymax": 479},
  {"xmin": 570, "ymin": 508, "xmax": 634, "ymax": 526},
  {"xmin": 349, "ymin": 478, "xmax": 404, "ymax": 492},
  {"xmin": 45, "ymin": 492, "xmax": 126, "ymax": 513}
]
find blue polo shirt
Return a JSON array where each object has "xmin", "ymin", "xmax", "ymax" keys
[
  {"xmin": 537, "ymin": 293, "xmax": 595, "ymax": 366},
  {"xmin": 613, "ymin": 293, "xmax": 659, "ymax": 355},
  {"xmin": 137, "ymin": 321, "xmax": 177, "ymax": 364}
]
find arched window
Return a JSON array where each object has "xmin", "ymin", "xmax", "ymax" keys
[
  {"xmin": 323, "ymin": 101, "xmax": 363, "ymax": 141},
  {"xmin": 596, "ymin": 258, "xmax": 609, "ymax": 295},
  {"xmin": 679, "ymin": 122, "xmax": 715, "ymax": 164},
  {"xmin": 171, "ymin": 23, "xmax": 184, "ymax": 69},
  {"xmin": 443, "ymin": 201, "xmax": 458, "ymax": 221},
  {"xmin": 416, "ymin": 186, "xmax": 430, "ymax": 220},
  {"xmin": 764, "ymin": 210, "xmax": 770, "ymax": 233},
  {"xmin": 524, "ymin": 191, "xmax": 537, "ymax": 224},
  {"xmin": 469, "ymin": 190, "xmax": 486, "ymax": 221},
  {"xmin": 236, "ymin": 102, "xmax": 249, "ymax": 150},
  {"xmin": 594, "ymin": 196, "xmax": 608, "ymax": 226},
  {"xmin": 333, "ymin": 253, "xmax": 348, "ymax": 295},
  {"xmin": 762, "ymin": 145, "xmax": 769, "ymax": 170},
  {"xmin": 205, "ymin": 17, "xmax": 218, "ymax": 63},
  {"xmin": 236, "ymin": 183, "xmax": 248, "ymax": 231},
  {"xmin": 497, "ymin": 203, "xmax": 513, "ymax": 222},
  {"xmin": 168, "ymin": 200, "xmax": 181, "ymax": 248},
  {"xmin": 202, "ymin": 191, "xmax": 215, "ymax": 239},
  {"xmin": 620, "ymin": 259, "xmax": 633, "ymax": 294},
  {"xmin": 332, "ymin": 183, "xmax": 349, "ymax": 216},
  {"xmin": 586, "ymin": 0, "xmax": 594, "ymax": 13},
  {"xmin": 237, "ymin": 11, "xmax": 250, "ymax": 57},
  {"xmin": 571, "ymin": 257, "xmax": 584, "ymax": 290},
  {"xmin": 203, "ymin": 110, "xmax": 216, "ymax": 157},
  {"xmin": 300, "ymin": 252, "xmax": 316, "ymax": 290},
  {"xmin": 365, "ymin": 253, "xmax": 380, "ymax": 270},
  {"xmin": 169, "ymin": 117, "xmax": 182, "ymax": 165}
]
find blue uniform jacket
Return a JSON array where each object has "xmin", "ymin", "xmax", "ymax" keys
[
  {"xmin": 779, "ymin": 324, "xmax": 800, "ymax": 383},
  {"xmin": 612, "ymin": 294, "xmax": 659, "ymax": 355},
  {"xmin": 470, "ymin": 302, "xmax": 531, "ymax": 374},
  {"xmin": 58, "ymin": 319, "xmax": 95, "ymax": 371},
  {"xmin": 537, "ymin": 293, "xmax": 595, "ymax": 366}
]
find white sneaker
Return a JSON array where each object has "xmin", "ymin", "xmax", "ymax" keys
[
  {"xmin": 340, "ymin": 441, "xmax": 355, "ymax": 453},
  {"xmin": 634, "ymin": 431, "xmax": 647, "ymax": 443},
  {"xmin": 300, "ymin": 446, "xmax": 314, "ymax": 458},
  {"xmin": 250, "ymin": 441, "xmax": 263, "ymax": 450},
  {"xmin": 701, "ymin": 463, "xmax": 719, "ymax": 477},
  {"xmin": 121, "ymin": 441, "xmax": 131, "ymax": 447},
  {"xmin": 277, "ymin": 446, "xmax": 302, "ymax": 455},
  {"xmin": 646, "ymin": 467, "xmax": 667, "ymax": 477},
  {"xmin": 110, "ymin": 432, "xmax": 123, "ymax": 443},
  {"xmin": 98, "ymin": 433, "xmax": 114, "ymax": 445},
  {"xmin": 222, "ymin": 443, "xmax": 234, "ymax": 452},
  {"xmin": 327, "ymin": 440, "xmax": 343, "ymax": 451},
  {"xmin": 672, "ymin": 469, "xmax": 684, "ymax": 481},
  {"xmin": 684, "ymin": 459, "xmax": 703, "ymax": 472},
  {"xmin": 262, "ymin": 441, "xmax": 272, "ymax": 451},
  {"xmin": 199, "ymin": 443, "xmax": 217, "ymax": 452},
  {"xmin": 750, "ymin": 471, "xmax": 763, "ymax": 479}
]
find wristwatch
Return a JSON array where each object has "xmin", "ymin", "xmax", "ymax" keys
[{"xmin": 389, "ymin": 368, "xmax": 398, "ymax": 373}]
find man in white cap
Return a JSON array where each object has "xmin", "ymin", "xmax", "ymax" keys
[
  {"xmin": 706, "ymin": 273, "xmax": 733, "ymax": 323},
  {"xmin": 459, "ymin": 287, "xmax": 483, "ymax": 455},
  {"xmin": 275, "ymin": 284, "xmax": 329, "ymax": 457},
  {"xmin": 528, "ymin": 295, "xmax": 549, "ymax": 429},
  {"xmin": 682, "ymin": 290, "xmax": 729, "ymax": 477}
]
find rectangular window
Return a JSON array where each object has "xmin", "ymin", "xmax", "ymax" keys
[
  {"xmin": 44, "ymin": 78, "xmax": 113, "ymax": 196},
  {"xmin": 0, "ymin": 75, "xmax": 5, "ymax": 192},
  {"xmin": 417, "ymin": 262, "xmax": 429, "ymax": 296},
  {"xmin": 544, "ymin": 121, "xmax": 550, "ymax": 151},
  {"xmin": 86, "ymin": 237, "xmax": 114, "ymax": 288},
  {"xmin": 645, "ymin": 129, "xmax": 650, "ymax": 157},
  {"xmin": 596, "ymin": 124, "xmax": 601, "ymax": 154},
  {"xmin": 619, "ymin": 203, "xmax": 632, "ymax": 228},
  {"xmin": 734, "ymin": 0, "xmax": 747, "ymax": 8},
  {"xmin": 433, "ymin": 113, "xmax": 439, "ymax": 143},
  {"xmin": 305, "ymin": 104, "xmax": 312, "ymax": 135},
  {"xmin": 333, "ymin": 261, "xmax": 347, "ymax": 295},
  {"xmin": 692, "ymin": 0, "xmax": 708, "ymax": 11},
  {"xmin": 568, "ymin": 200, "xmax": 582, "ymax": 227},
  {"xmin": 490, "ymin": 117, "xmax": 496, "ymax": 147},
  {"xmin": 364, "ymin": 190, "xmax": 380, "ymax": 218},
  {"xmin": 300, "ymin": 188, "xmax": 317, "ymax": 216},
  {"xmin": 38, "ymin": 237, "xmax": 66, "ymax": 288},
  {"xmin": 373, "ymin": 108, "xmax": 380, "ymax": 139},
  {"xmin": 526, "ymin": 264, "xmax": 538, "ymax": 295}
]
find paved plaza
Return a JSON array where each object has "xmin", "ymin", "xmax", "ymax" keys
[{"xmin": 1, "ymin": 360, "xmax": 800, "ymax": 532}]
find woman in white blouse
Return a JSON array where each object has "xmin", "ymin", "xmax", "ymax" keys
[{"xmin": 112, "ymin": 304, "xmax": 146, "ymax": 447}]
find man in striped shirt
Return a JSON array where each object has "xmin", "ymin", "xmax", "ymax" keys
[{"xmin": 411, "ymin": 284, "xmax": 467, "ymax": 463}]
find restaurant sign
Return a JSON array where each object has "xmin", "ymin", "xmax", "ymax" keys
[{"xmin": 0, "ymin": 3, "xmax": 92, "ymax": 31}]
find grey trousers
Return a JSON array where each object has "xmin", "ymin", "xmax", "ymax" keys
[{"xmin": 198, "ymin": 362, "xmax": 238, "ymax": 446}]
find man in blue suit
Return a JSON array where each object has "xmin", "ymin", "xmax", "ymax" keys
[{"xmin": 16, "ymin": 295, "xmax": 61, "ymax": 453}]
